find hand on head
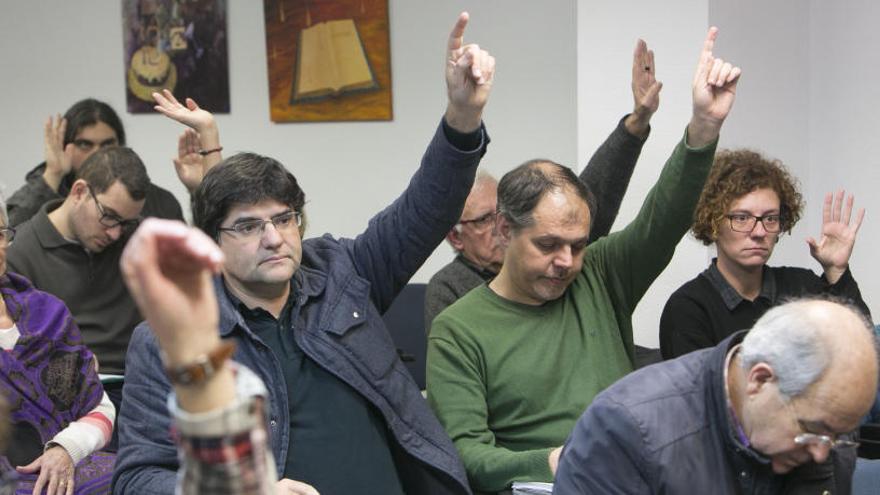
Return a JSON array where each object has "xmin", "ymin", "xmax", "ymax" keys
[
  {"xmin": 444, "ymin": 12, "xmax": 496, "ymax": 133},
  {"xmin": 42, "ymin": 114, "xmax": 74, "ymax": 191},
  {"xmin": 688, "ymin": 27, "xmax": 742, "ymax": 147}
]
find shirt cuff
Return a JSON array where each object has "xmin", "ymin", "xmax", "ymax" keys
[{"xmin": 168, "ymin": 362, "xmax": 268, "ymax": 438}]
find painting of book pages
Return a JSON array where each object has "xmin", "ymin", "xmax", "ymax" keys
[
  {"xmin": 122, "ymin": 0, "xmax": 230, "ymax": 114},
  {"xmin": 264, "ymin": 0, "xmax": 392, "ymax": 122}
]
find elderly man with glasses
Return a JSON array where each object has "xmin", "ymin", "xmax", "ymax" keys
[
  {"xmin": 554, "ymin": 298, "xmax": 878, "ymax": 495},
  {"xmin": 6, "ymin": 146, "xmax": 149, "ymax": 429}
]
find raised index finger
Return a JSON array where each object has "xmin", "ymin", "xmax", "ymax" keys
[
  {"xmin": 447, "ymin": 12, "xmax": 469, "ymax": 55},
  {"xmin": 694, "ymin": 26, "xmax": 719, "ymax": 82}
]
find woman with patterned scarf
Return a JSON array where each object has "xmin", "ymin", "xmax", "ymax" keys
[{"xmin": 0, "ymin": 194, "xmax": 115, "ymax": 495}]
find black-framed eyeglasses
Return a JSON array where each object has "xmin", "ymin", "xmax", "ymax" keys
[
  {"xmin": 87, "ymin": 185, "xmax": 142, "ymax": 231},
  {"xmin": 458, "ymin": 211, "xmax": 496, "ymax": 232},
  {"xmin": 218, "ymin": 210, "xmax": 303, "ymax": 238},
  {"xmin": 725, "ymin": 213, "xmax": 782, "ymax": 233},
  {"xmin": 0, "ymin": 227, "xmax": 15, "ymax": 247}
]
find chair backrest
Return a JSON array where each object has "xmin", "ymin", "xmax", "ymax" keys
[{"xmin": 382, "ymin": 283, "xmax": 428, "ymax": 390}]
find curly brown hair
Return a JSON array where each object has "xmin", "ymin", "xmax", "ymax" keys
[{"xmin": 692, "ymin": 149, "xmax": 803, "ymax": 245}]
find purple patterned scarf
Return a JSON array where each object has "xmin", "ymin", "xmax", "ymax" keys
[{"xmin": 0, "ymin": 272, "xmax": 112, "ymax": 494}]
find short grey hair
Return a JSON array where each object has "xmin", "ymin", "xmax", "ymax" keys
[
  {"xmin": 739, "ymin": 298, "xmax": 873, "ymax": 399},
  {"xmin": 452, "ymin": 170, "xmax": 498, "ymax": 235}
]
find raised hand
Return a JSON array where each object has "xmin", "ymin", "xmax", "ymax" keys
[
  {"xmin": 153, "ymin": 89, "xmax": 222, "ymax": 188},
  {"xmin": 16, "ymin": 445, "xmax": 74, "ymax": 495},
  {"xmin": 152, "ymin": 89, "xmax": 217, "ymax": 135},
  {"xmin": 807, "ymin": 190, "xmax": 865, "ymax": 284},
  {"xmin": 42, "ymin": 114, "xmax": 74, "ymax": 192},
  {"xmin": 625, "ymin": 39, "xmax": 662, "ymax": 137},
  {"xmin": 444, "ymin": 12, "xmax": 496, "ymax": 133},
  {"xmin": 174, "ymin": 129, "xmax": 208, "ymax": 193},
  {"xmin": 688, "ymin": 27, "xmax": 742, "ymax": 147},
  {"xmin": 120, "ymin": 219, "xmax": 231, "ymax": 412}
]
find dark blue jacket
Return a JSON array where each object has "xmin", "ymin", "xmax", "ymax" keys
[
  {"xmin": 112, "ymin": 121, "xmax": 488, "ymax": 494},
  {"xmin": 554, "ymin": 332, "xmax": 853, "ymax": 495}
]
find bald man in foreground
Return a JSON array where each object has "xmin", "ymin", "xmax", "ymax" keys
[{"xmin": 554, "ymin": 298, "xmax": 878, "ymax": 494}]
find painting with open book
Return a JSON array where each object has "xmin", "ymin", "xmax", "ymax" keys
[{"xmin": 263, "ymin": 0, "xmax": 392, "ymax": 122}]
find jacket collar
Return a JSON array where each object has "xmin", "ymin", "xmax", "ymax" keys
[
  {"xmin": 709, "ymin": 330, "xmax": 773, "ymax": 466},
  {"xmin": 215, "ymin": 264, "xmax": 327, "ymax": 338}
]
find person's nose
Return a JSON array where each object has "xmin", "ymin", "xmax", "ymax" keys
[
  {"xmin": 260, "ymin": 222, "xmax": 284, "ymax": 247},
  {"xmin": 806, "ymin": 443, "xmax": 831, "ymax": 465},
  {"xmin": 554, "ymin": 246, "xmax": 573, "ymax": 269},
  {"xmin": 106, "ymin": 224, "xmax": 123, "ymax": 242}
]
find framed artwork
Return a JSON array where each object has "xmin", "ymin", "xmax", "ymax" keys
[
  {"xmin": 122, "ymin": 0, "xmax": 230, "ymax": 114},
  {"xmin": 263, "ymin": 0, "xmax": 392, "ymax": 122}
]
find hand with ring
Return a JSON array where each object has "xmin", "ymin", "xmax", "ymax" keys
[{"xmin": 16, "ymin": 445, "xmax": 75, "ymax": 494}]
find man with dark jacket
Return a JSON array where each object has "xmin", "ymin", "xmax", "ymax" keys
[
  {"xmin": 554, "ymin": 298, "xmax": 878, "ymax": 495},
  {"xmin": 113, "ymin": 12, "xmax": 493, "ymax": 494}
]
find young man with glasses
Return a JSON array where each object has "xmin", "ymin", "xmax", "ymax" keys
[
  {"xmin": 424, "ymin": 39, "xmax": 663, "ymax": 331},
  {"xmin": 6, "ymin": 146, "xmax": 150, "ymax": 425},
  {"xmin": 6, "ymin": 98, "xmax": 184, "ymax": 227},
  {"xmin": 115, "ymin": 12, "xmax": 494, "ymax": 494},
  {"xmin": 555, "ymin": 298, "xmax": 878, "ymax": 494},
  {"xmin": 659, "ymin": 149, "xmax": 869, "ymax": 359}
]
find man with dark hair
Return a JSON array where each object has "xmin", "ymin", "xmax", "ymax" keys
[
  {"xmin": 115, "ymin": 13, "xmax": 494, "ymax": 494},
  {"xmin": 7, "ymin": 146, "xmax": 151, "ymax": 418},
  {"xmin": 426, "ymin": 27, "xmax": 742, "ymax": 492},
  {"xmin": 424, "ymin": 40, "xmax": 661, "ymax": 331},
  {"xmin": 7, "ymin": 98, "xmax": 182, "ymax": 227},
  {"xmin": 554, "ymin": 299, "xmax": 877, "ymax": 494}
]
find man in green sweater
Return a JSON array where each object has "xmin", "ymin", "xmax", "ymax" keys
[{"xmin": 427, "ymin": 27, "xmax": 742, "ymax": 493}]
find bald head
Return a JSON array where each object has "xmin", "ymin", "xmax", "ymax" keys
[
  {"xmin": 741, "ymin": 299, "xmax": 878, "ymax": 420},
  {"xmin": 497, "ymin": 159, "xmax": 596, "ymax": 232}
]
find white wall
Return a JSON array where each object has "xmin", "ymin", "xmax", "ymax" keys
[
  {"xmin": 0, "ymin": 0, "xmax": 578, "ymax": 284},
  {"xmin": 580, "ymin": 0, "xmax": 878, "ymax": 347},
  {"xmin": 3, "ymin": 2, "xmax": 877, "ymax": 346},
  {"xmin": 808, "ymin": 0, "xmax": 880, "ymax": 323},
  {"xmin": 578, "ymin": 0, "xmax": 711, "ymax": 347}
]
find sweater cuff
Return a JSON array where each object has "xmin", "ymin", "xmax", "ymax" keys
[
  {"xmin": 442, "ymin": 116, "xmax": 484, "ymax": 152},
  {"xmin": 681, "ymin": 125, "xmax": 719, "ymax": 153},
  {"xmin": 522, "ymin": 447, "xmax": 556, "ymax": 484},
  {"xmin": 618, "ymin": 113, "xmax": 651, "ymax": 143}
]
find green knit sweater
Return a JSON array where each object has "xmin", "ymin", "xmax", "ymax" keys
[{"xmin": 426, "ymin": 130, "xmax": 717, "ymax": 493}]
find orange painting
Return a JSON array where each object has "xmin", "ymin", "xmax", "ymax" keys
[{"xmin": 263, "ymin": 0, "xmax": 392, "ymax": 122}]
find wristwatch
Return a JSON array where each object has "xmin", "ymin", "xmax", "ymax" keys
[{"xmin": 164, "ymin": 341, "xmax": 236, "ymax": 386}]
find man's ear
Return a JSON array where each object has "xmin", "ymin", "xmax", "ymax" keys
[
  {"xmin": 68, "ymin": 179, "xmax": 89, "ymax": 202},
  {"xmin": 495, "ymin": 214, "xmax": 512, "ymax": 246},
  {"xmin": 446, "ymin": 228, "xmax": 465, "ymax": 251},
  {"xmin": 745, "ymin": 362, "xmax": 776, "ymax": 396}
]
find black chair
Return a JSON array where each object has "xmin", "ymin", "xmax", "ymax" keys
[
  {"xmin": 859, "ymin": 423, "xmax": 880, "ymax": 459},
  {"xmin": 382, "ymin": 283, "xmax": 428, "ymax": 390}
]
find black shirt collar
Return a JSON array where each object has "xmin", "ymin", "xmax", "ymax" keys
[{"xmin": 703, "ymin": 258, "xmax": 777, "ymax": 311}]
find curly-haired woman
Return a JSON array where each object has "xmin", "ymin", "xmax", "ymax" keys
[{"xmin": 659, "ymin": 149, "xmax": 870, "ymax": 359}]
